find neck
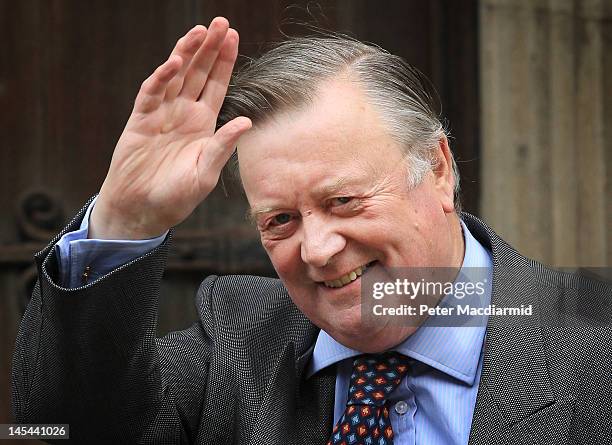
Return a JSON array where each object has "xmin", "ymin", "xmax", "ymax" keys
[{"xmin": 448, "ymin": 212, "xmax": 466, "ymax": 269}]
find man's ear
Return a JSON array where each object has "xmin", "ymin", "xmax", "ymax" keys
[{"xmin": 432, "ymin": 136, "xmax": 456, "ymax": 213}]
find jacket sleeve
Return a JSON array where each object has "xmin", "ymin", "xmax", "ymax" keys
[{"xmin": 11, "ymin": 200, "xmax": 214, "ymax": 444}]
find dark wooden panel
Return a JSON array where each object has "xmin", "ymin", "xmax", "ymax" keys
[{"xmin": 432, "ymin": 0, "xmax": 480, "ymax": 214}]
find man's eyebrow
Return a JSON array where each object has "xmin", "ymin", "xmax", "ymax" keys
[
  {"xmin": 313, "ymin": 177, "xmax": 350, "ymax": 197},
  {"xmin": 312, "ymin": 175, "xmax": 371, "ymax": 198},
  {"xmin": 247, "ymin": 206, "xmax": 278, "ymax": 223}
]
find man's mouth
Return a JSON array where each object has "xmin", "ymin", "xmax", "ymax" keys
[{"xmin": 322, "ymin": 261, "xmax": 376, "ymax": 288}]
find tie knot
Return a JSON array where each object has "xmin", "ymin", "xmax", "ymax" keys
[{"xmin": 347, "ymin": 352, "xmax": 411, "ymax": 406}]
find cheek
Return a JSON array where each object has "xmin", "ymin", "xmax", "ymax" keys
[
  {"xmin": 355, "ymin": 197, "xmax": 442, "ymax": 262},
  {"xmin": 262, "ymin": 238, "xmax": 302, "ymax": 279},
  {"xmin": 357, "ymin": 203, "xmax": 411, "ymax": 243}
]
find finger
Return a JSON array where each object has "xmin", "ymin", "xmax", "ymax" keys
[
  {"xmin": 180, "ymin": 17, "xmax": 229, "ymax": 100},
  {"xmin": 134, "ymin": 55, "xmax": 182, "ymax": 114},
  {"xmin": 198, "ymin": 28, "xmax": 239, "ymax": 115},
  {"xmin": 164, "ymin": 25, "xmax": 207, "ymax": 100},
  {"xmin": 197, "ymin": 116, "xmax": 252, "ymax": 189}
]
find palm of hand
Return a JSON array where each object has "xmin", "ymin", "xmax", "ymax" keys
[{"xmin": 113, "ymin": 99, "xmax": 216, "ymax": 213}]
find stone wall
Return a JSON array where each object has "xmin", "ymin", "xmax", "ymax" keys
[{"xmin": 480, "ymin": 0, "xmax": 611, "ymax": 266}]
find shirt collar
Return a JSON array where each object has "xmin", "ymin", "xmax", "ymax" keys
[{"xmin": 306, "ymin": 220, "xmax": 493, "ymax": 385}]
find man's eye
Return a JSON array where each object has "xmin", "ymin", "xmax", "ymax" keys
[
  {"xmin": 332, "ymin": 197, "xmax": 352, "ymax": 206},
  {"xmin": 272, "ymin": 213, "xmax": 292, "ymax": 225}
]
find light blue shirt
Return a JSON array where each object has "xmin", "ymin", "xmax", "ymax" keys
[
  {"xmin": 55, "ymin": 197, "xmax": 167, "ymax": 287},
  {"xmin": 56, "ymin": 202, "xmax": 492, "ymax": 444},
  {"xmin": 306, "ymin": 222, "xmax": 493, "ymax": 445}
]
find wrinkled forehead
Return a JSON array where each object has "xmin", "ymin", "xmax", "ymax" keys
[{"xmin": 236, "ymin": 77, "xmax": 399, "ymax": 165}]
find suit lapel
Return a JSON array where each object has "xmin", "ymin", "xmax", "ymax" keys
[
  {"xmin": 247, "ymin": 341, "xmax": 335, "ymax": 445},
  {"xmin": 464, "ymin": 214, "xmax": 575, "ymax": 445},
  {"xmin": 294, "ymin": 346, "xmax": 336, "ymax": 445}
]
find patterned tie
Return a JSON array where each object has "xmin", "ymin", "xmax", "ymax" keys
[{"xmin": 327, "ymin": 352, "xmax": 411, "ymax": 445}]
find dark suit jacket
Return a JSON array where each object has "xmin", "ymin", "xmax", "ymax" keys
[{"xmin": 12, "ymin": 202, "xmax": 612, "ymax": 444}]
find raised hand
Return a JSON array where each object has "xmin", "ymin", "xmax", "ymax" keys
[{"xmin": 90, "ymin": 17, "xmax": 251, "ymax": 240}]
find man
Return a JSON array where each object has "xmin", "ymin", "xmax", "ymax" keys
[{"xmin": 12, "ymin": 17, "xmax": 611, "ymax": 445}]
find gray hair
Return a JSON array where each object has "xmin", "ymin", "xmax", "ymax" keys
[{"xmin": 218, "ymin": 34, "xmax": 461, "ymax": 211}]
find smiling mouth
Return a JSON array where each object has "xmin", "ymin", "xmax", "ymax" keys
[{"xmin": 322, "ymin": 262, "xmax": 376, "ymax": 288}]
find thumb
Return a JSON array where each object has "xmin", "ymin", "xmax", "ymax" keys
[
  {"xmin": 206, "ymin": 116, "xmax": 252, "ymax": 169},
  {"xmin": 196, "ymin": 116, "xmax": 252, "ymax": 191}
]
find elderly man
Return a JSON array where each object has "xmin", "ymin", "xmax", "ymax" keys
[{"xmin": 12, "ymin": 17, "xmax": 611, "ymax": 445}]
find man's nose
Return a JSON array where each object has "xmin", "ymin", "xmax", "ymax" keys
[{"xmin": 300, "ymin": 215, "xmax": 346, "ymax": 268}]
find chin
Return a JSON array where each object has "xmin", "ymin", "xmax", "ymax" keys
[
  {"xmin": 331, "ymin": 319, "xmax": 415, "ymax": 353},
  {"xmin": 336, "ymin": 335, "xmax": 396, "ymax": 353}
]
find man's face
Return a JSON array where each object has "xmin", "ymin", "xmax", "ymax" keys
[{"xmin": 237, "ymin": 78, "xmax": 462, "ymax": 352}]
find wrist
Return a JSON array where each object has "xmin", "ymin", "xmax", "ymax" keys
[{"xmin": 89, "ymin": 196, "xmax": 167, "ymax": 240}]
